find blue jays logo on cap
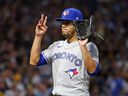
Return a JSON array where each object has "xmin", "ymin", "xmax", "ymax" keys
[
  {"xmin": 65, "ymin": 68, "xmax": 79, "ymax": 79},
  {"xmin": 56, "ymin": 8, "xmax": 84, "ymax": 21},
  {"xmin": 63, "ymin": 10, "xmax": 69, "ymax": 16}
]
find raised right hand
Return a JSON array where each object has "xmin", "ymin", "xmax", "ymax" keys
[{"xmin": 35, "ymin": 14, "xmax": 48, "ymax": 36}]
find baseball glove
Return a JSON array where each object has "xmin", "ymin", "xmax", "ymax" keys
[{"xmin": 73, "ymin": 15, "xmax": 103, "ymax": 41}]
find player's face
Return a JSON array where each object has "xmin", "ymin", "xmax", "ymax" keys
[{"xmin": 61, "ymin": 21, "xmax": 76, "ymax": 38}]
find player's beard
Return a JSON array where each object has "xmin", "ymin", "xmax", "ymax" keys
[
  {"xmin": 62, "ymin": 29, "xmax": 77, "ymax": 40},
  {"xmin": 62, "ymin": 30, "xmax": 73, "ymax": 38},
  {"xmin": 62, "ymin": 31, "xmax": 71, "ymax": 38}
]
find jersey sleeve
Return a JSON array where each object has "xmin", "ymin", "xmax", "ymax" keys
[
  {"xmin": 41, "ymin": 44, "xmax": 53, "ymax": 63},
  {"xmin": 37, "ymin": 41, "xmax": 60, "ymax": 66},
  {"xmin": 86, "ymin": 42, "xmax": 100, "ymax": 76},
  {"xmin": 86, "ymin": 42, "xmax": 99, "ymax": 63}
]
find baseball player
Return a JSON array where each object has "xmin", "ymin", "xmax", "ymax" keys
[{"xmin": 30, "ymin": 8, "xmax": 100, "ymax": 96}]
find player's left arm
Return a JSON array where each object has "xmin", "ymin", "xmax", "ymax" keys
[{"xmin": 79, "ymin": 39, "xmax": 100, "ymax": 76}]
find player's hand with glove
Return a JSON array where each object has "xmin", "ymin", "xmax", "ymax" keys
[
  {"xmin": 79, "ymin": 38, "xmax": 88, "ymax": 46},
  {"xmin": 79, "ymin": 38, "xmax": 97, "ymax": 75},
  {"xmin": 35, "ymin": 14, "xmax": 48, "ymax": 37}
]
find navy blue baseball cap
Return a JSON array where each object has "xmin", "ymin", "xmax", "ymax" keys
[{"xmin": 56, "ymin": 8, "xmax": 84, "ymax": 21}]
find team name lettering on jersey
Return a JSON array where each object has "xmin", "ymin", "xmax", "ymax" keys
[{"xmin": 52, "ymin": 52, "xmax": 82, "ymax": 66}]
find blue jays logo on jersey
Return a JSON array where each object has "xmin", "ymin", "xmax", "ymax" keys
[{"xmin": 65, "ymin": 68, "xmax": 78, "ymax": 79}]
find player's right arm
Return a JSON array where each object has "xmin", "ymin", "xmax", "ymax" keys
[{"xmin": 30, "ymin": 15, "xmax": 48, "ymax": 65}]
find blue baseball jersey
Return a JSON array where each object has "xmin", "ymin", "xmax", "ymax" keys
[{"xmin": 39, "ymin": 40, "xmax": 99, "ymax": 96}]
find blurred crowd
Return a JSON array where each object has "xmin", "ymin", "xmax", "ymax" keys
[{"xmin": 0, "ymin": 0, "xmax": 128, "ymax": 96}]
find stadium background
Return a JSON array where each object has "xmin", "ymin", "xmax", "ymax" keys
[{"xmin": 0, "ymin": 0, "xmax": 128, "ymax": 96}]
